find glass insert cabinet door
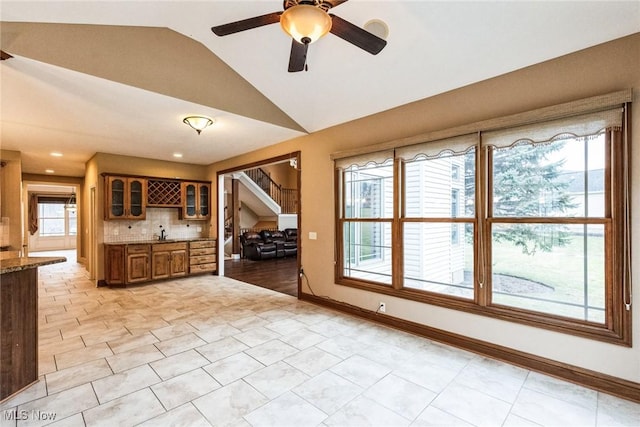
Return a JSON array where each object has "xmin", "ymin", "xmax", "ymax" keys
[
  {"xmin": 110, "ymin": 178, "xmax": 125, "ymax": 217},
  {"xmin": 128, "ymin": 179, "xmax": 144, "ymax": 218},
  {"xmin": 199, "ymin": 184, "xmax": 210, "ymax": 217},
  {"xmin": 184, "ymin": 183, "xmax": 197, "ymax": 217}
]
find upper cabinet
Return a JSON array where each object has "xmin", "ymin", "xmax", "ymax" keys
[
  {"xmin": 103, "ymin": 174, "xmax": 211, "ymax": 221},
  {"xmin": 105, "ymin": 176, "xmax": 147, "ymax": 220},
  {"xmin": 182, "ymin": 182, "xmax": 210, "ymax": 220}
]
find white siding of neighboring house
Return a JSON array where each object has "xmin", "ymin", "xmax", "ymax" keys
[
  {"xmin": 450, "ymin": 156, "xmax": 466, "ymax": 284},
  {"xmin": 403, "ymin": 156, "xmax": 467, "ymax": 289},
  {"xmin": 359, "ymin": 169, "xmax": 393, "ymax": 275}
]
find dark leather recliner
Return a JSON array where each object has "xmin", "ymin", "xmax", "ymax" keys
[
  {"xmin": 240, "ymin": 232, "xmax": 277, "ymax": 260},
  {"xmin": 284, "ymin": 228, "xmax": 297, "ymax": 242},
  {"xmin": 260, "ymin": 230, "xmax": 297, "ymax": 258}
]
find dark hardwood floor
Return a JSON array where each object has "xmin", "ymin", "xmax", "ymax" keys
[{"xmin": 224, "ymin": 256, "xmax": 298, "ymax": 297}]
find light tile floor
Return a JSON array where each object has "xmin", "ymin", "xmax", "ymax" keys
[{"xmin": 1, "ymin": 251, "xmax": 639, "ymax": 426}]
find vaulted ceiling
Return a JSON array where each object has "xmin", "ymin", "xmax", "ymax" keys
[{"xmin": 1, "ymin": 1, "xmax": 639, "ymax": 177}]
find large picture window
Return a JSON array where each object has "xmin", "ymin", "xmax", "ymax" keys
[{"xmin": 335, "ymin": 94, "xmax": 631, "ymax": 345}]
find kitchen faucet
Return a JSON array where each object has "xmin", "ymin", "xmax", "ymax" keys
[{"xmin": 160, "ymin": 228, "xmax": 167, "ymax": 241}]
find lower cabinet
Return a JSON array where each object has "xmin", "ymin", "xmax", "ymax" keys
[
  {"xmin": 126, "ymin": 244, "xmax": 151, "ymax": 284},
  {"xmin": 189, "ymin": 240, "xmax": 217, "ymax": 274},
  {"xmin": 105, "ymin": 244, "xmax": 126, "ymax": 286},
  {"xmin": 105, "ymin": 244, "xmax": 151, "ymax": 286},
  {"xmin": 152, "ymin": 242, "xmax": 188, "ymax": 280},
  {"xmin": 104, "ymin": 240, "xmax": 214, "ymax": 286}
]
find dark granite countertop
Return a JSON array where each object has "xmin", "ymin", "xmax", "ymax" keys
[
  {"xmin": 103, "ymin": 238, "xmax": 215, "ymax": 246},
  {"xmin": 0, "ymin": 256, "xmax": 67, "ymax": 274}
]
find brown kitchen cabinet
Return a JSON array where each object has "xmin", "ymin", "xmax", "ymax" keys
[
  {"xmin": 105, "ymin": 175, "xmax": 147, "ymax": 220},
  {"xmin": 152, "ymin": 242, "xmax": 188, "ymax": 280},
  {"xmin": 105, "ymin": 244, "xmax": 126, "ymax": 286},
  {"xmin": 181, "ymin": 182, "xmax": 210, "ymax": 220},
  {"xmin": 126, "ymin": 244, "xmax": 151, "ymax": 283},
  {"xmin": 105, "ymin": 240, "xmax": 214, "ymax": 286},
  {"xmin": 104, "ymin": 244, "xmax": 150, "ymax": 285},
  {"xmin": 189, "ymin": 239, "xmax": 216, "ymax": 274}
]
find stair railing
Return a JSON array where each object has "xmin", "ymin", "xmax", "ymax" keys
[{"xmin": 244, "ymin": 168, "xmax": 297, "ymax": 214}]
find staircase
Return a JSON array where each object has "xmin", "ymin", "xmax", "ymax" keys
[{"xmin": 244, "ymin": 168, "xmax": 297, "ymax": 214}]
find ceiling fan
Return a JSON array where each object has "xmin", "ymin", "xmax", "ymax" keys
[{"xmin": 212, "ymin": 0, "xmax": 387, "ymax": 72}]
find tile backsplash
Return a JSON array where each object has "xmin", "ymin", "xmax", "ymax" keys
[{"xmin": 103, "ymin": 208, "xmax": 208, "ymax": 243}]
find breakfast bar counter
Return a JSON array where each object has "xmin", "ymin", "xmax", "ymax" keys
[
  {"xmin": 0, "ymin": 256, "xmax": 66, "ymax": 402},
  {"xmin": 0, "ymin": 256, "xmax": 67, "ymax": 274}
]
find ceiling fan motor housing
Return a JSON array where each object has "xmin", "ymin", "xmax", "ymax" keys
[{"xmin": 284, "ymin": 0, "xmax": 334, "ymax": 12}]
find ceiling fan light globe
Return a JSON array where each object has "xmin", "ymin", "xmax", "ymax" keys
[
  {"xmin": 183, "ymin": 116, "xmax": 214, "ymax": 134},
  {"xmin": 280, "ymin": 4, "xmax": 332, "ymax": 44}
]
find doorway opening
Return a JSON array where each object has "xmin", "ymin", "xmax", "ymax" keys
[
  {"xmin": 24, "ymin": 182, "xmax": 80, "ymax": 259},
  {"xmin": 217, "ymin": 152, "xmax": 301, "ymax": 297}
]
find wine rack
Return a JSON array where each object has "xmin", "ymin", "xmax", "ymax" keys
[{"xmin": 147, "ymin": 179, "xmax": 181, "ymax": 207}]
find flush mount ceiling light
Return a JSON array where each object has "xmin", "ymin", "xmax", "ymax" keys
[
  {"xmin": 183, "ymin": 116, "xmax": 214, "ymax": 135},
  {"xmin": 280, "ymin": 3, "xmax": 332, "ymax": 45}
]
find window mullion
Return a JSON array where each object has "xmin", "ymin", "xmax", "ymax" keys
[
  {"xmin": 476, "ymin": 140, "xmax": 490, "ymax": 306},
  {"xmin": 392, "ymin": 158, "xmax": 403, "ymax": 290},
  {"xmin": 334, "ymin": 168, "xmax": 344, "ymax": 281}
]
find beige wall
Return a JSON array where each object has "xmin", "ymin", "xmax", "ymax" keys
[
  {"xmin": 260, "ymin": 162, "xmax": 298, "ymax": 189},
  {"xmin": 208, "ymin": 33, "xmax": 640, "ymax": 383},
  {"xmin": 0, "ymin": 150, "xmax": 23, "ymax": 252},
  {"xmin": 84, "ymin": 155, "xmax": 99, "ymax": 278}
]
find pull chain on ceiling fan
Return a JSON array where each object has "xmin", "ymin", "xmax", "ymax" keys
[{"xmin": 211, "ymin": 0, "xmax": 387, "ymax": 72}]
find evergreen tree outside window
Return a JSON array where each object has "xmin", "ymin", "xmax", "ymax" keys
[{"xmin": 488, "ymin": 134, "xmax": 606, "ymax": 322}]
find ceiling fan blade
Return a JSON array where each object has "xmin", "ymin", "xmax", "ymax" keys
[
  {"xmin": 288, "ymin": 39, "xmax": 309, "ymax": 73},
  {"xmin": 0, "ymin": 50, "xmax": 13, "ymax": 60},
  {"xmin": 329, "ymin": 14, "xmax": 387, "ymax": 55},
  {"xmin": 212, "ymin": 12, "xmax": 282, "ymax": 36}
]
